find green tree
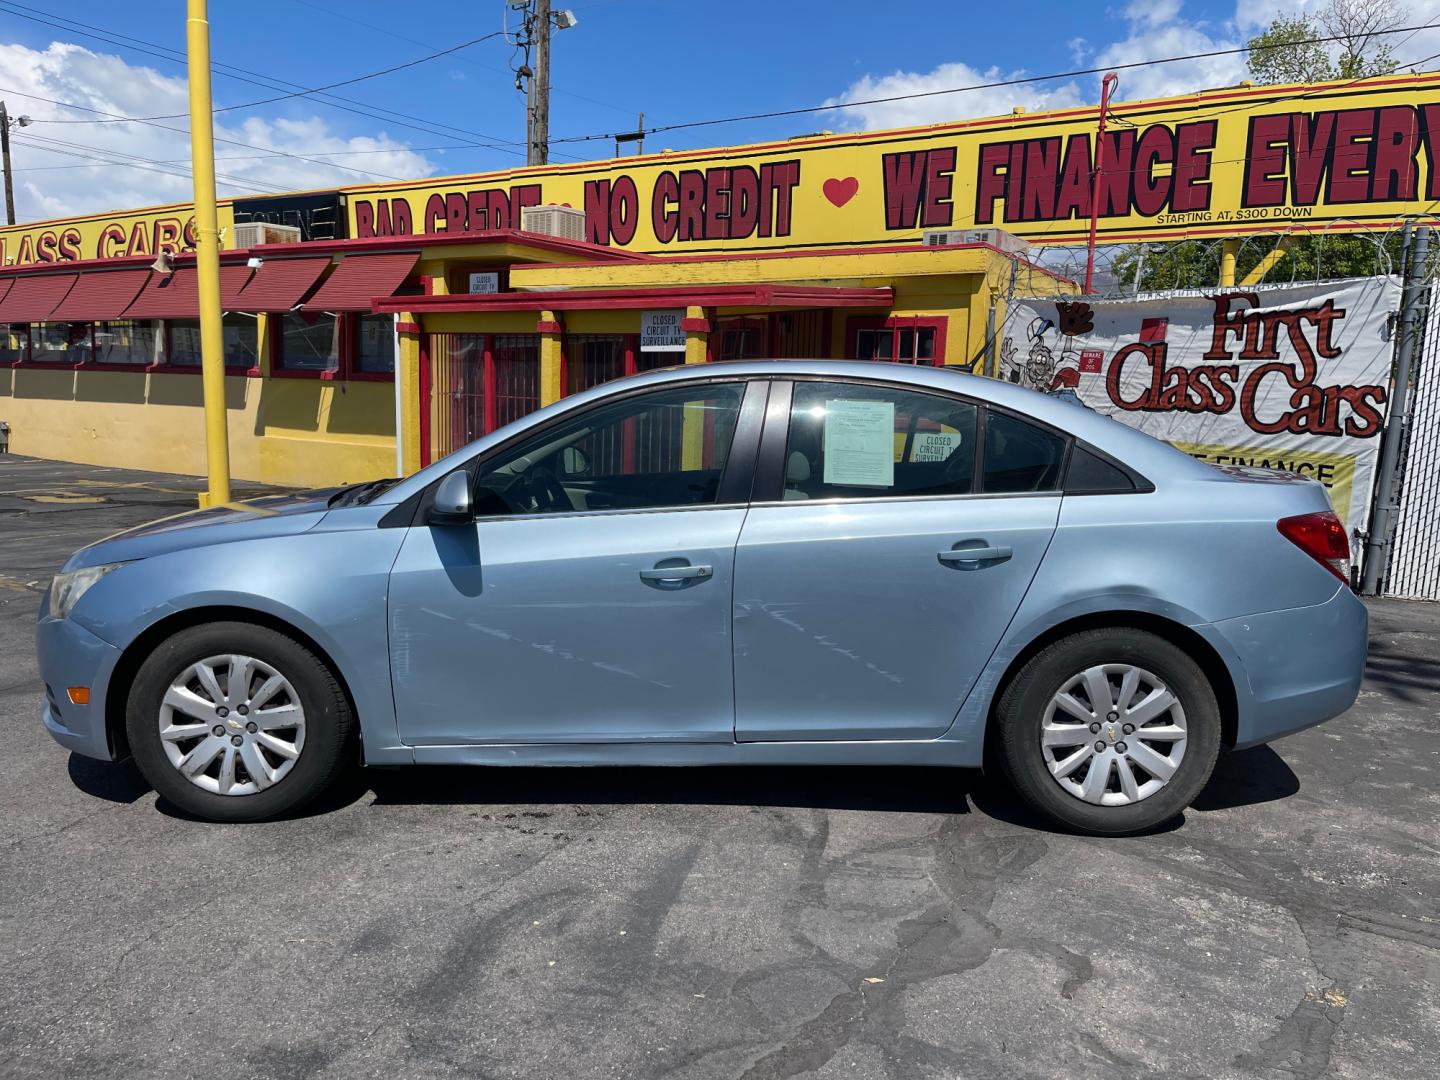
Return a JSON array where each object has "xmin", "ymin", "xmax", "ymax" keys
[
  {"xmin": 1112, "ymin": 233, "xmax": 1405, "ymax": 293},
  {"xmin": 1107, "ymin": 1, "xmax": 1409, "ymax": 292},
  {"xmin": 1246, "ymin": 15, "xmax": 1335, "ymax": 85}
]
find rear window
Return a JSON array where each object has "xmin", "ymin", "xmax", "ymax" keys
[
  {"xmin": 982, "ymin": 411, "xmax": 1065, "ymax": 493},
  {"xmin": 1064, "ymin": 445, "xmax": 1136, "ymax": 494}
]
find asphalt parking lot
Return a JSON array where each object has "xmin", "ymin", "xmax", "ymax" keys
[{"xmin": 1, "ymin": 454, "xmax": 1438, "ymax": 1080}]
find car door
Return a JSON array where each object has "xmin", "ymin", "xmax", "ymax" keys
[
  {"xmin": 388, "ymin": 378, "xmax": 765, "ymax": 745},
  {"xmin": 733, "ymin": 378, "xmax": 1063, "ymax": 742}
]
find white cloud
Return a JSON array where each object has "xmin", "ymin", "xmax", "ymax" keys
[
  {"xmin": 1, "ymin": 41, "xmax": 436, "ymax": 224},
  {"xmin": 822, "ymin": 0, "xmax": 1440, "ymax": 132},
  {"xmin": 823, "ymin": 62, "xmax": 1086, "ymax": 133}
]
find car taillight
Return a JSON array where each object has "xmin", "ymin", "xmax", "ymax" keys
[{"xmin": 1277, "ymin": 511, "xmax": 1350, "ymax": 583}]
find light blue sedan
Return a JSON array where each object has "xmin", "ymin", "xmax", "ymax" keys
[{"xmin": 37, "ymin": 362, "xmax": 1367, "ymax": 834}]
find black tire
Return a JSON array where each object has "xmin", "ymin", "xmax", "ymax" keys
[
  {"xmin": 995, "ymin": 627, "xmax": 1221, "ymax": 836},
  {"xmin": 126, "ymin": 621, "xmax": 355, "ymax": 823}
]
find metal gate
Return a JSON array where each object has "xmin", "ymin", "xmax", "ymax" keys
[
  {"xmin": 1385, "ymin": 290, "xmax": 1440, "ymax": 600},
  {"xmin": 422, "ymin": 333, "xmax": 541, "ymax": 465}
]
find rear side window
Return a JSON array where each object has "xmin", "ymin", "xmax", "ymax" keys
[
  {"xmin": 783, "ymin": 381, "xmax": 978, "ymax": 501},
  {"xmin": 982, "ymin": 411, "xmax": 1066, "ymax": 493},
  {"xmin": 1065, "ymin": 445, "xmax": 1137, "ymax": 494}
]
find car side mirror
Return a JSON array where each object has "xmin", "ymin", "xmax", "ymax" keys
[
  {"xmin": 559, "ymin": 446, "xmax": 589, "ymax": 478},
  {"xmin": 428, "ymin": 470, "xmax": 473, "ymax": 525}
]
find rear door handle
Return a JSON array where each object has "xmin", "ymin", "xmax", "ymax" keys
[
  {"xmin": 640, "ymin": 564, "xmax": 712, "ymax": 581},
  {"xmin": 938, "ymin": 545, "xmax": 1012, "ymax": 565}
]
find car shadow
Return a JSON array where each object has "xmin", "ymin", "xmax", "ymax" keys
[
  {"xmin": 1190, "ymin": 744, "xmax": 1300, "ymax": 812},
  {"xmin": 66, "ymin": 753, "xmax": 151, "ymax": 804},
  {"xmin": 113, "ymin": 745, "xmax": 1302, "ymax": 832}
]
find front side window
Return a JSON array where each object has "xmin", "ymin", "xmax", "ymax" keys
[
  {"xmin": 782, "ymin": 381, "xmax": 977, "ymax": 501},
  {"xmin": 169, "ymin": 313, "xmax": 260, "ymax": 369},
  {"xmin": 472, "ymin": 382, "xmax": 746, "ymax": 516},
  {"xmin": 277, "ymin": 311, "xmax": 340, "ymax": 371},
  {"xmin": 94, "ymin": 320, "xmax": 160, "ymax": 365}
]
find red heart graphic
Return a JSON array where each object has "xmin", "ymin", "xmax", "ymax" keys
[{"xmin": 823, "ymin": 176, "xmax": 859, "ymax": 207}]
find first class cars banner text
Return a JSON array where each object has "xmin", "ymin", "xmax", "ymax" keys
[
  {"xmin": 999, "ymin": 277, "xmax": 1402, "ymax": 531},
  {"xmin": 11, "ymin": 74, "xmax": 1440, "ymax": 264}
]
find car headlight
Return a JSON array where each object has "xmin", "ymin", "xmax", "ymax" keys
[{"xmin": 49, "ymin": 562, "xmax": 128, "ymax": 620}]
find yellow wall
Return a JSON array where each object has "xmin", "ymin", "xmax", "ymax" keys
[{"xmin": 0, "ymin": 366, "xmax": 394, "ymax": 489}]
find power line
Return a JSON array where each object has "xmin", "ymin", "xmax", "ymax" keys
[
  {"xmin": 8, "ymin": 134, "xmax": 280, "ymax": 194},
  {"xmin": 290, "ymin": 0, "xmax": 641, "ymax": 119},
  {"xmin": 548, "ymin": 20, "xmax": 1440, "ymax": 145},
  {"xmin": 13, "ymin": 131, "xmax": 289, "ymax": 192},
  {"xmin": 0, "ymin": 87, "xmax": 432, "ymax": 183},
  {"xmin": 0, "ymin": 2, "xmax": 544, "ymax": 158}
]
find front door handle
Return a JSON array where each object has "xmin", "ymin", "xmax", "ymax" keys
[
  {"xmin": 938, "ymin": 545, "xmax": 1012, "ymax": 565},
  {"xmin": 640, "ymin": 564, "xmax": 712, "ymax": 582}
]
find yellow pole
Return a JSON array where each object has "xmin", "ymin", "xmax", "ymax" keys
[
  {"xmin": 1219, "ymin": 238, "xmax": 1239, "ymax": 288},
  {"xmin": 1241, "ymin": 237, "xmax": 1291, "ymax": 287},
  {"xmin": 187, "ymin": 0, "xmax": 231, "ymax": 507}
]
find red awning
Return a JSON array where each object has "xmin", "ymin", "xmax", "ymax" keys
[
  {"xmin": 372, "ymin": 283, "xmax": 896, "ymax": 314},
  {"xmin": 231, "ymin": 256, "xmax": 331, "ymax": 313},
  {"xmin": 0, "ymin": 273, "xmax": 78, "ymax": 322},
  {"xmin": 302, "ymin": 252, "xmax": 418, "ymax": 312},
  {"xmin": 0, "ymin": 278, "xmax": 13, "ymax": 310},
  {"xmin": 124, "ymin": 265, "xmax": 255, "ymax": 319},
  {"xmin": 48, "ymin": 268, "xmax": 150, "ymax": 321}
]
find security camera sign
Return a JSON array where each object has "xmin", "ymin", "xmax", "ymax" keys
[
  {"xmin": 640, "ymin": 309, "xmax": 687, "ymax": 352},
  {"xmin": 1000, "ymin": 276, "xmax": 1401, "ymax": 530}
]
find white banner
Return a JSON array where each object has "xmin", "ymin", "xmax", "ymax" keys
[{"xmin": 999, "ymin": 277, "xmax": 1401, "ymax": 530}]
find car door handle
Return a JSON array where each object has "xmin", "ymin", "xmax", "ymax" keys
[
  {"xmin": 938, "ymin": 545, "xmax": 1012, "ymax": 565},
  {"xmin": 640, "ymin": 564, "xmax": 712, "ymax": 581}
]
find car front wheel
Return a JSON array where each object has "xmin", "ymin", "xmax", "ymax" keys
[
  {"xmin": 126, "ymin": 621, "xmax": 354, "ymax": 823},
  {"xmin": 995, "ymin": 627, "xmax": 1221, "ymax": 835}
]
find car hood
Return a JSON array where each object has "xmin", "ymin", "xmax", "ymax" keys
[{"xmin": 62, "ymin": 490, "xmax": 339, "ymax": 571}]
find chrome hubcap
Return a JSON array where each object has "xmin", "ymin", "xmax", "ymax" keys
[
  {"xmin": 158, "ymin": 654, "xmax": 306, "ymax": 797},
  {"xmin": 1040, "ymin": 663, "xmax": 1187, "ymax": 806}
]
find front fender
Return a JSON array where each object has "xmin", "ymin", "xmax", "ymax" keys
[{"xmin": 68, "ymin": 510, "xmax": 410, "ymax": 763}]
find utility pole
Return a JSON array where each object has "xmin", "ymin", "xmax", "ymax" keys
[
  {"xmin": 527, "ymin": 0, "xmax": 551, "ymax": 166},
  {"xmin": 185, "ymin": 0, "xmax": 232, "ymax": 507},
  {"xmin": 1083, "ymin": 73, "xmax": 1118, "ymax": 296},
  {"xmin": 1, "ymin": 101, "xmax": 16, "ymax": 226}
]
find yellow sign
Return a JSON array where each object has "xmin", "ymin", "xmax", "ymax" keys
[
  {"xmin": 0, "ymin": 202, "xmax": 235, "ymax": 267},
  {"xmin": 9, "ymin": 72, "xmax": 1440, "ymax": 265},
  {"xmin": 342, "ymin": 72, "xmax": 1440, "ymax": 253}
]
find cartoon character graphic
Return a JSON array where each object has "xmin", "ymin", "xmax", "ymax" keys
[{"xmin": 1005, "ymin": 302, "xmax": 1094, "ymax": 393}]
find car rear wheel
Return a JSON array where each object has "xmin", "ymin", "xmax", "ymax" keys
[
  {"xmin": 995, "ymin": 627, "xmax": 1221, "ymax": 835},
  {"xmin": 126, "ymin": 621, "xmax": 354, "ymax": 823}
]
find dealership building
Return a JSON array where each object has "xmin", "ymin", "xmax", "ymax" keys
[{"xmin": 0, "ymin": 177, "xmax": 1067, "ymax": 486}]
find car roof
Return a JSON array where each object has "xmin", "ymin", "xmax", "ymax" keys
[{"xmin": 380, "ymin": 359, "xmax": 1212, "ymax": 503}]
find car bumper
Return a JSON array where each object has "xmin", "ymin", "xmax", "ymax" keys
[
  {"xmin": 37, "ymin": 615, "xmax": 122, "ymax": 761},
  {"xmin": 1212, "ymin": 585, "xmax": 1368, "ymax": 750}
]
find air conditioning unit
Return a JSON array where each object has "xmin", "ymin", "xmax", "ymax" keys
[
  {"xmin": 922, "ymin": 227, "xmax": 1033, "ymax": 258},
  {"xmin": 232, "ymin": 221, "xmax": 303, "ymax": 249},
  {"xmin": 521, "ymin": 204, "xmax": 585, "ymax": 242}
]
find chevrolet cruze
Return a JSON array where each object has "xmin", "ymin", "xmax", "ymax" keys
[{"xmin": 38, "ymin": 361, "xmax": 1368, "ymax": 834}]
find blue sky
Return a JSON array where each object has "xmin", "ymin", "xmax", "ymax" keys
[{"xmin": 1, "ymin": 0, "xmax": 1432, "ymax": 220}]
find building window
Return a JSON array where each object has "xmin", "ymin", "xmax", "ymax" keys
[
  {"xmin": 714, "ymin": 317, "xmax": 767, "ymax": 361},
  {"xmin": 566, "ymin": 334, "xmax": 628, "ymax": 394},
  {"xmin": 94, "ymin": 320, "xmax": 161, "ymax": 366},
  {"xmin": 277, "ymin": 311, "xmax": 340, "ymax": 372},
  {"xmin": 849, "ymin": 316, "xmax": 947, "ymax": 365},
  {"xmin": 168, "ymin": 314, "xmax": 259, "ymax": 369},
  {"xmin": 31, "ymin": 322, "xmax": 91, "ymax": 363},
  {"xmin": 0, "ymin": 324, "xmax": 28, "ymax": 364},
  {"xmin": 355, "ymin": 313, "xmax": 395, "ymax": 374}
]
